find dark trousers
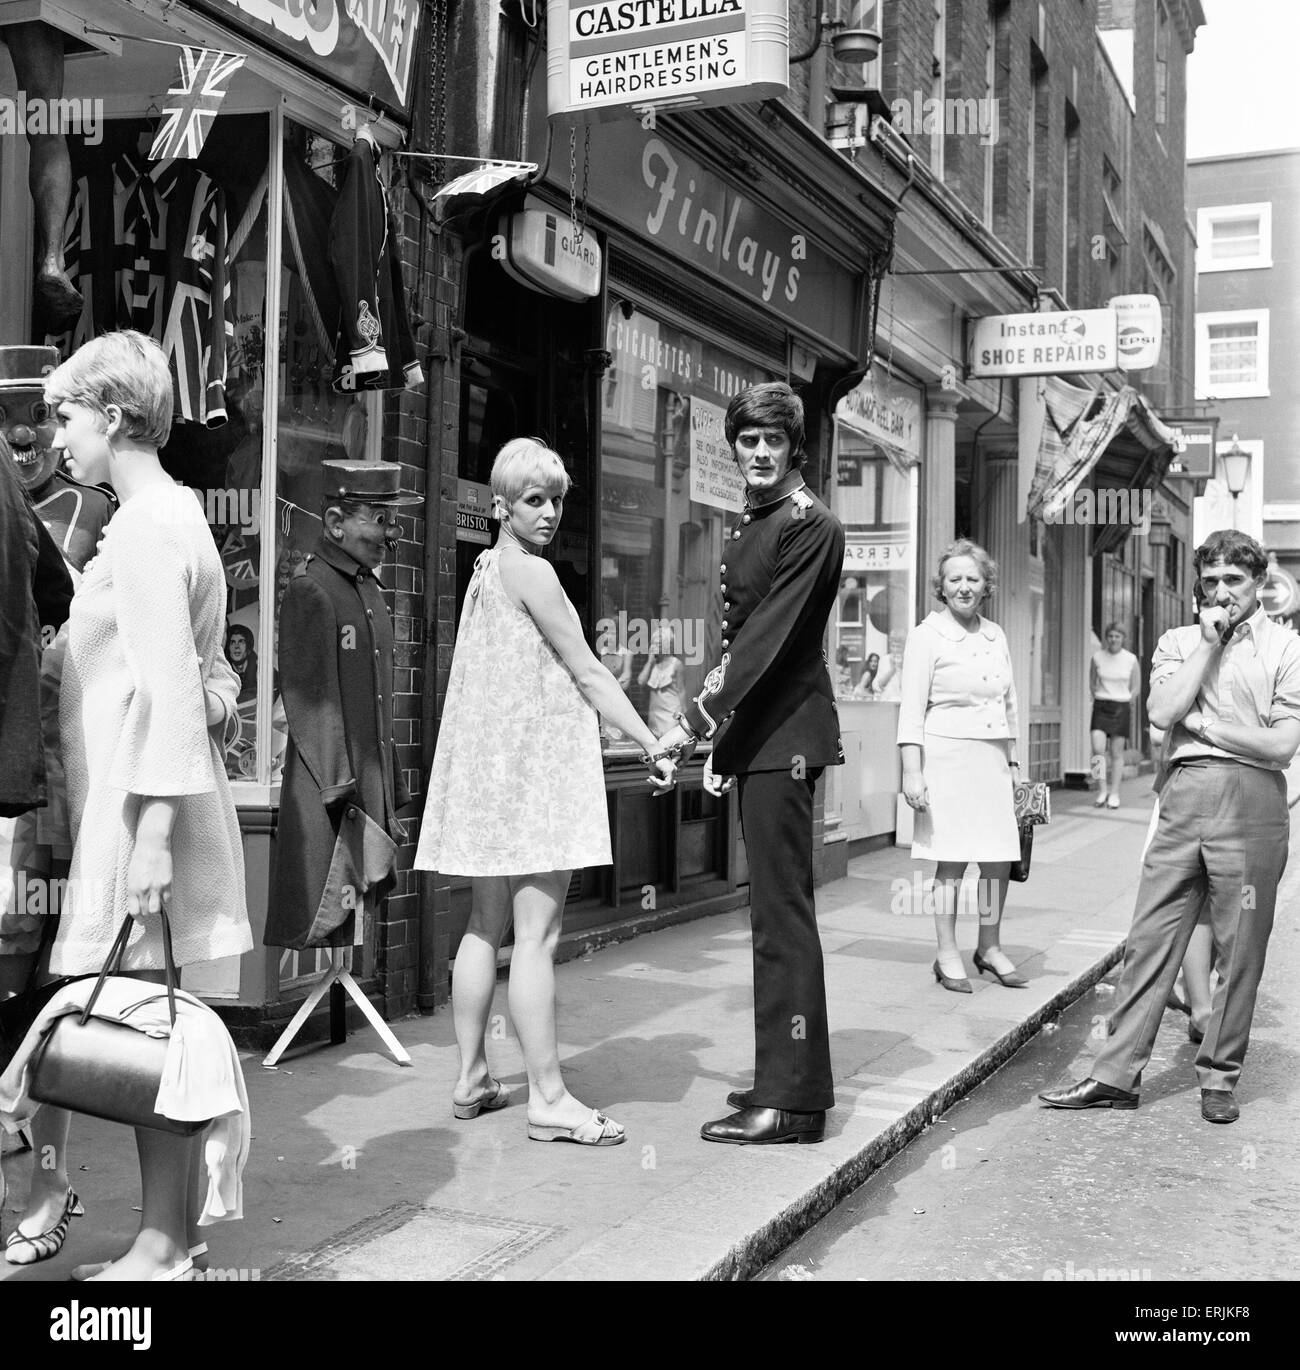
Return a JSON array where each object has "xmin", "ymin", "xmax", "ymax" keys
[
  {"xmin": 737, "ymin": 768, "xmax": 834, "ymax": 1112},
  {"xmin": 1094, "ymin": 760, "xmax": 1288, "ymax": 1094}
]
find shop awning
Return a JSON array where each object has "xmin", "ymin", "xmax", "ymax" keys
[
  {"xmin": 431, "ymin": 163, "xmax": 535, "ymax": 222},
  {"xmin": 1025, "ymin": 378, "xmax": 1176, "ymax": 526}
]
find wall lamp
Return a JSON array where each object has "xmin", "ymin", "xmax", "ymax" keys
[{"xmin": 790, "ymin": 3, "xmax": 882, "ymax": 66}]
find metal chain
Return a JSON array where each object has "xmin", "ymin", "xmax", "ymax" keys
[
  {"xmin": 435, "ymin": 0, "xmax": 447, "ymax": 157},
  {"xmin": 569, "ymin": 126, "xmax": 591, "ymax": 247}
]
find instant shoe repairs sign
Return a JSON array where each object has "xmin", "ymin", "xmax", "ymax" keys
[{"xmin": 547, "ymin": 0, "xmax": 789, "ymax": 121}]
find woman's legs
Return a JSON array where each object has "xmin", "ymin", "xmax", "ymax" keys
[
  {"xmin": 451, "ymin": 876, "xmax": 512, "ymax": 1104},
  {"xmin": 932, "ymin": 861, "xmax": 968, "ymax": 977},
  {"xmin": 975, "ymin": 861, "xmax": 1016, "ymax": 974},
  {"xmin": 1107, "ymin": 732, "xmax": 1126, "ymax": 801},
  {"xmin": 508, "ymin": 870, "xmax": 597, "ymax": 1129},
  {"xmin": 9, "ymin": 1106, "xmax": 72, "ymax": 1236},
  {"xmin": 1090, "ymin": 727, "xmax": 1108, "ymax": 794},
  {"xmin": 86, "ymin": 964, "xmax": 205, "ymax": 1278},
  {"xmin": 89, "ymin": 1128, "xmax": 196, "ymax": 1280}
]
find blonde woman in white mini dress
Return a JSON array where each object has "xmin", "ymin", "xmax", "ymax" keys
[
  {"xmin": 897, "ymin": 540, "xmax": 1026, "ymax": 993},
  {"xmin": 416, "ymin": 438, "xmax": 676, "ymax": 1146}
]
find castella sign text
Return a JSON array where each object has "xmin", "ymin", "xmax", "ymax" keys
[
  {"xmin": 968, "ymin": 309, "xmax": 1118, "ymax": 378},
  {"xmin": 547, "ymin": 0, "xmax": 789, "ymax": 121},
  {"xmin": 186, "ymin": 0, "xmax": 423, "ymax": 112}
]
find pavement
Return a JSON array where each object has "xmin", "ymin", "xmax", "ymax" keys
[{"xmin": 2, "ymin": 772, "xmax": 1295, "ymax": 1283}]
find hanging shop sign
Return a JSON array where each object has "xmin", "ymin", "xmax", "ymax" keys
[
  {"xmin": 835, "ymin": 369, "xmax": 922, "ymax": 462},
  {"xmin": 1164, "ymin": 417, "xmax": 1218, "ymax": 478},
  {"xmin": 593, "ymin": 124, "xmax": 858, "ymax": 353},
  {"xmin": 500, "ymin": 196, "xmax": 603, "ymax": 300},
  {"xmin": 1109, "ymin": 293, "xmax": 1163, "ymax": 372},
  {"xmin": 183, "ymin": 0, "xmax": 423, "ymax": 114},
  {"xmin": 968, "ymin": 309, "xmax": 1118, "ymax": 378},
  {"xmin": 547, "ymin": 0, "xmax": 789, "ymax": 122}
]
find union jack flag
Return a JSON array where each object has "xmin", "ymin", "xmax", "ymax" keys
[{"xmin": 149, "ymin": 48, "xmax": 246, "ymax": 162}]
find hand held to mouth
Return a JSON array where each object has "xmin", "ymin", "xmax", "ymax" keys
[{"xmin": 1200, "ymin": 605, "xmax": 1232, "ymax": 646}]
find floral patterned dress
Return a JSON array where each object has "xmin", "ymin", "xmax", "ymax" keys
[{"xmin": 415, "ymin": 547, "xmax": 612, "ymax": 876}]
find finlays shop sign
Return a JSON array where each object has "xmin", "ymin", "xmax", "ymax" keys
[
  {"xmin": 186, "ymin": 0, "xmax": 423, "ymax": 113},
  {"xmin": 588, "ymin": 122, "xmax": 858, "ymax": 353},
  {"xmin": 547, "ymin": 0, "xmax": 789, "ymax": 121}
]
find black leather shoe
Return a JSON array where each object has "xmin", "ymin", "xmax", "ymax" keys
[
  {"xmin": 725, "ymin": 1089, "xmax": 754, "ymax": 1110},
  {"xmin": 1039, "ymin": 1077, "xmax": 1139, "ymax": 1110},
  {"xmin": 1201, "ymin": 1089, "xmax": 1239, "ymax": 1124},
  {"xmin": 701, "ymin": 1106, "xmax": 826, "ymax": 1145}
]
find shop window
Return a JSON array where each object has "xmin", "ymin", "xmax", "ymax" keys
[
  {"xmin": 598, "ymin": 302, "xmax": 777, "ymax": 753},
  {"xmin": 828, "ymin": 421, "xmax": 916, "ymax": 701},
  {"xmin": 1028, "ymin": 519, "xmax": 1063, "ymax": 708},
  {"xmin": 45, "ymin": 113, "xmax": 383, "ymax": 795}
]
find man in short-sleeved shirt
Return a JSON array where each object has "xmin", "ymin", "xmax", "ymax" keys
[{"xmin": 1042, "ymin": 531, "xmax": 1300, "ymax": 1124}]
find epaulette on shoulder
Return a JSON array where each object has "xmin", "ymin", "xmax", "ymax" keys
[{"xmin": 790, "ymin": 487, "xmax": 815, "ymax": 521}]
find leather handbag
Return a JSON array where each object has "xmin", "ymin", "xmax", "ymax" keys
[
  {"xmin": 1008, "ymin": 779, "xmax": 1051, "ymax": 884},
  {"xmin": 28, "ymin": 910, "xmax": 205, "ymax": 1136}
]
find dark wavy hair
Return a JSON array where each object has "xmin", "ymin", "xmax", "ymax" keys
[
  {"xmin": 724, "ymin": 382, "xmax": 806, "ymax": 468},
  {"xmin": 931, "ymin": 538, "xmax": 997, "ymax": 605},
  {"xmin": 1193, "ymin": 529, "xmax": 1268, "ymax": 580}
]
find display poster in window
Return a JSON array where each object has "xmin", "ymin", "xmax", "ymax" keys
[
  {"xmin": 689, "ymin": 396, "xmax": 744, "ymax": 513},
  {"xmin": 456, "ymin": 478, "xmax": 493, "ymax": 545}
]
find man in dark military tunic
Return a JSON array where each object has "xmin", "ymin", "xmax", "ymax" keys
[
  {"xmin": 656, "ymin": 382, "xmax": 845, "ymax": 1144},
  {"xmin": 266, "ymin": 460, "xmax": 418, "ymax": 950}
]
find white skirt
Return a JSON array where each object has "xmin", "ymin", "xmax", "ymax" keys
[{"xmin": 912, "ymin": 734, "xmax": 1021, "ymax": 863}]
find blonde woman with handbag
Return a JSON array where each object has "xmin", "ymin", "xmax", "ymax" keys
[{"xmin": 5, "ymin": 333, "xmax": 251, "ymax": 1280}]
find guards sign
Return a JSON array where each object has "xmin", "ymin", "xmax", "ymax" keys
[
  {"xmin": 547, "ymin": 0, "xmax": 789, "ymax": 122},
  {"xmin": 969, "ymin": 309, "xmax": 1117, "ymax": 377}
]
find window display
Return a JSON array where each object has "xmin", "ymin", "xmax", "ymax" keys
[
  {"xmin": 829, "ymin": 422, "xmax": 916, "ymax": 702},
  {"xmin": 598, "ymin": 302, "xmax": 777, "ymax": 752},
  {"xmin": 45, "ymin": 113, "xmax": 386, "ymax": 790}
]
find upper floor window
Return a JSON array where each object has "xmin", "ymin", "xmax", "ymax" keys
[
  {"xmin": 1195, "ymin": 309, "xmax": 1270, "ymax": 399},
  {"xmin": 1196, "ymin": 203, "xmax": 1273, "ymax": 272}
]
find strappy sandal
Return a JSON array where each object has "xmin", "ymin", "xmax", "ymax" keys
[
  {"xmin": 451, "ymin": 1079, "xmax": 511, "ymax": 1120},
  {"xmin": 3, "ymin": 1187, "xmax": 84, "ymax": 1265},
  {"xmin": 527, "ymin": 1109, "xmax": 626, "ymax": 1146}
]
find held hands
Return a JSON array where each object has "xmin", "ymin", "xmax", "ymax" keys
[
  {"xmin": 646, "ymin": 755, "xmax": 678, "ymax": 795},
  {"xmin": 902, "ymin": 772, "xmax": 929, "ymax": 812},
  {"xmin": 702, "ymin": 754, "xmax": 734, "ymax": 796},
  {"xmin": 126, "ymin": 835, "xmax": 173, "ymax": 921}
]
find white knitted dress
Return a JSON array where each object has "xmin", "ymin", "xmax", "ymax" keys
[{"xmin": 51, "ymin": 484, "xmax": 253, "ymax": 975}]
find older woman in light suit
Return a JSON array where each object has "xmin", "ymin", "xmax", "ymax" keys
[{"xmin": 897, "ymin": 540, "xmax": 1026, "ymax": 992}]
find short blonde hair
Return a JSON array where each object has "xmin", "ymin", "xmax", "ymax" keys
[
  {"xmin": 45, "ymin": 330, "xmax": 174, "ymax": 448},
  {"xmin": 490, "ymin": 437, "xmax": 571, "ymax": 508},
  {"xmin": 932, "ymin": 538, "xmax": 997, "ymax": 604}
]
